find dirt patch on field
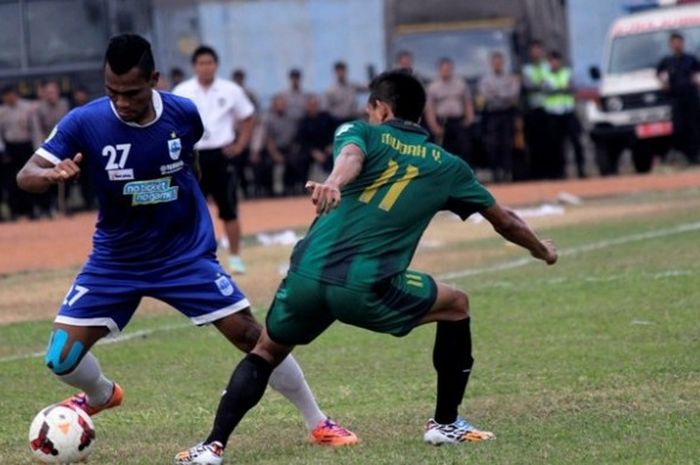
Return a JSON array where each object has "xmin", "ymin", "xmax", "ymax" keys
[{"xmin": 1, "ymin": 170, "xmax": 700, "ymax": 325}]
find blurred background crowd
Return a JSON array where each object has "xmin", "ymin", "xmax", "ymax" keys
[{"xmin": 2, "ymin": 0, "xmax": 700, "ymax": 221}]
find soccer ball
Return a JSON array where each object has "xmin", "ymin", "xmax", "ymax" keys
[{"xmin": 29, "ymin": 405, "xmax": 95, "ymax": 464}]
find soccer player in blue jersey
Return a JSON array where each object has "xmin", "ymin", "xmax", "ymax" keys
[{"xmin": 16, "ymin": 34, "xmax": 357, "ymax": 453}]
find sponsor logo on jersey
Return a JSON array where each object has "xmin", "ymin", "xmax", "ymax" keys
[
  {"xmin": 215, "ymin": 275, "xmax": 234, "ymax": 296},
  {"xmin": 108, "ymin": 169, "xmax": 135, "ymax": 181},
  {"xmin": 160, "ymin": 160, "xmax": 185, "ymax": 175},
  {"xmin": 168, "ymin": 138, "xmax": 182, "ymax": 160},
  {"xmin": 123, "ymin": 177, "xmax": 178, "ymax": 205}
]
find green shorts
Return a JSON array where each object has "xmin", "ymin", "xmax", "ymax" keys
[{"xmin": 266, "ymin": 270, "xmax": 438, "ymax": 345}]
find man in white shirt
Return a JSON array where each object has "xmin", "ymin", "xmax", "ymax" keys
[{"xmin": 173, "ymin": 46, "xmax": 255, "ymax": 274}]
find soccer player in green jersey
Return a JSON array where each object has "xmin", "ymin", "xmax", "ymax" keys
[{"xmin": 175, "ymin": 71, "xmax": 557, "ymax": 464}]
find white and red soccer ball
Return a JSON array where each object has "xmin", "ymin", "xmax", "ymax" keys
[{"xmin": 29, "ymin": 404, "xmax": 95, "ymax": 464}]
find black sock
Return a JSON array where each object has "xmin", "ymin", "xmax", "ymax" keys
[
  {"xmin": 433, "ymin": 318, "xmax": 473, "ymax": 425},
  {"xmin": 206, "ymin": 353, "xmax": 273, "ymax": 447}
]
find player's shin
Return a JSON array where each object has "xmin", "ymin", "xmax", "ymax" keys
[
  {"xmin": 432, "ymin": 318, "xmax": 473, "ymax": 425},
  {"xmin": 205, "ymin": 353, "xmax": 274, "ymax": 447},
  {"xmin": 56, "ymin": 352, "xmax": 114, "ymax": 407},
  {"xmin": 269, "ymin": 355, "xmax": 326, "ymax": 430}
]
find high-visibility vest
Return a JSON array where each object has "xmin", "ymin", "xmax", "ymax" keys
[
  {"xmin": 543, "ymin": 67, "xmax": 575, "ymax": 114},
  {"xmin": 523, "ymin": 61, "xmax": 549, "ymax": 109}
]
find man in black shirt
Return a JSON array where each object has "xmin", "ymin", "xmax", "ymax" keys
[{"xmin": 657, "ymin": 32, "xmax": 700, "ymax": 164}]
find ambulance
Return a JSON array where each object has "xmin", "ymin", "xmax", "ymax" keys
[{"xmin": 587, "ymin": 1, "xmax": 700, "ymax": 174}]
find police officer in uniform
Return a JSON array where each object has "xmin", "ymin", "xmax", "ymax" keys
[
  {"xmin": 522, "ymin": 40, "xmax": 549, "ymax": 179},
  {"xmin": 657, "ymin": 32, "xmax": 700, "ymax": 165},
  {"xmin": 543, "ymin": 51, "xmax": 584, "ymax": 179}
]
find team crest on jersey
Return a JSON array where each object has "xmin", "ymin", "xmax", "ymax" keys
[
  {"xmin": 167, "ymin": 137, "xmax": 182, "ymax": 160},
  {"xmin": 215, "ymin": 275, "xmax": 234, "ymax": 296}
]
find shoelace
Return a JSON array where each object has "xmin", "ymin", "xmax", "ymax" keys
[
  {"xmin": 321, "ymin": 420, "xmax": 352, "ymax": 436},
  {"xmin": 454, "ymin": 418, "xmax": 476, "ymax": 431}
]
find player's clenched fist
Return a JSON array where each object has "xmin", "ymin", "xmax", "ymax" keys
[
  {"xmin": 533, "ymin": 239, "xmax": 558, "ymax": 265},
  {"xmin": 305, "ymin": 180, "xmax": 341, "ymax": 215},
  {"xmin": 46, "ymin": 153, "xmax": 83, "ymax": 184}
]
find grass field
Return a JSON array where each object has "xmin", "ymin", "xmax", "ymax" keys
[{"xmin": 1, "ymin": 189, "xmax": 699, "ymax": 464}]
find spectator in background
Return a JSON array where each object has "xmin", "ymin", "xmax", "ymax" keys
[
  {"xmin": 281, "ymin": 69, "xmax": 308, "ymax": 122},
  {"xmin": 324, "ymin": 61, "xmax": 362, "ymax": 124},
  {"xmin": 170, "ymin": 67, "xmax": 185, "ymax": 89},
  {"xmin": 0, "ymin": 84, "xmax": 42, "ymax": 220},
  {"xmin": 425, "ymin": 57, "xmax": 474, "ymax": 162},
  {"xmin": 36, "ymin": 81, "xmax": 69, "ymax": 137},
  {"xmin": 258, "ymin": 94, "xmax": 299, "ymax": 196},
  {"xmin": 522, "ymin": 40, "xmax": 549, "ymax": 179},
  {"xmin": 396, "ymin": 50, "xmax": 414, "ymax": 72},
  {"xmin": 232, "ymin": 69, "xmax": 260, "ymax": 110},
  {"xmin": 478, "ymin": 51, "xmax": 520, "ymax": 182},
  {"xmin": 68, "ymin": 85, "xmax": 96, "ymax": 211},
  {"xmin": 395, "ymin": 50, "xmax": 428, "ymax": 84},
  {"xmin": 657, "ymin": 32, "xmax": 700, "ymax": 165},
  {"xmin": 71, "ymin": 85, "xmax": 90, "ymax": 107},
  {"xmin": 0, "ymin": 112, "xmax": 6, "ymax": 221},
  {"xmin": 543, "ymin": 51, "xmax": 583, "ymax": 179},
  {"xmin": 230, "ymin": 69, "xmax": 260, "ymax": 198},
  {"xmin": 156, "ymin": 74, "xmax": 170, "ymax": 91},
  {"xmin": 36, "ymin": 80, "xmax": 70, "ymax": 216},
  {"xmin": 297, "ymin": 94, "xmax": 336, "ymax": 181},
  {"xmin": 173, "ymin": 45, "xmax": 256, "ymax": 274}
]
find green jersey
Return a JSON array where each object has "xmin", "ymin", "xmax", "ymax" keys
[{"xmin": 290, "ymin": 119, "xmax": 495, "ymax": 289}]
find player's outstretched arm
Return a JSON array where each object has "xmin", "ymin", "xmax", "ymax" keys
[
  {"xmin": 482, "ymin": 204, "xmax": 558, "ymax": 265},
  {"xmin": 16, "ymin": 153, "xmax": 82, "ymax": 193},
  {"xmin": 305, "ymin": 143, "xmax": 365, "ymax": 215}
]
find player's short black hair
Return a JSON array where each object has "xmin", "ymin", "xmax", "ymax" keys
[
  {"xmin": 438, "ymin": 57, "xmax": 453, "ymax": 67},
  {"xmin": 334, "ymin": 61, "xmax": 347, "ymax": 70},
  {"xmin": 670, "ymin": 31, "xmax": 684, "ymax": 41},
  {"xmin": 191, "ymin": 45, "xmax": 218, "ymax": 64},
  {"xmin": 548, "ymin": 50, "xmax": 563, "ymax": 60},
  {"xmin": 368, "ymin": 70, "xmax": 426, "ymax": 122},
  {"xmin": 529, "ymin": 39, "xmax": 543, "ymax": 48},
  {"xmin": 232, "ymin": 68, "xmax": 245, "ymax": 80},
  {"xmin": 105, "ymin": 34, "xmax": 155, "ymax": 79},
  {"xmin": 289, "ymin": 68, "xmax": 302, "ymax": 78}
]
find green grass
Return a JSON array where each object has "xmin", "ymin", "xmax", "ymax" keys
[{"xmin": 1, "ymin": 192, "xmax": 699, "ymax": 464}]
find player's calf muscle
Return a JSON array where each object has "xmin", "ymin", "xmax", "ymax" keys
[{"xmin": 45, "ymin": 324, "xmax": 108, "ymax": 375}]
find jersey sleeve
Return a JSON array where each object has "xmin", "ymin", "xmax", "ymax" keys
[
  {"xmin": 332, "ymin": 120, "xmax": 369, "ymax": 159},
  {"xmin": 444, "ymin": 158, "xmax": 496, "ymax": 220},
  {"xmin": 36, "ymin": 108, "xmax": 84, "ymax": 165},
  {"xmin": 232, "ymin": 85, "xmax": 255, "ymax": 120}
]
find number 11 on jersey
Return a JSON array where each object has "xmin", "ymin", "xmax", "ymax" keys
[{"xmin": 359, "ymin": 160, "xmax": 419, "ymax": 212}]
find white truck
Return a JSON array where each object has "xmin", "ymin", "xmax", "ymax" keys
[{"xmin": 587, "ymin": 3, "xmax": 700, "ymax": 174}]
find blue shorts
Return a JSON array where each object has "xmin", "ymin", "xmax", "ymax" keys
[{"xmin": 55, "ymin": 257, "xmax": 249, "ymax": 336}]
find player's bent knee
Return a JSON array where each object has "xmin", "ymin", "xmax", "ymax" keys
[
  {"xmin": 449, "ymin": 289, "xmax": 470, "ymax": 320},
  {"xmin": 456, "ymin": 290, "xmax": 469, "ymax": 318},
  {"xmin": 44, "ymin": 329, "xmax": 86, "ymax": 376}
]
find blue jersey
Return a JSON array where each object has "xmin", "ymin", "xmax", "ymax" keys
[{"xmin": 38, "ymin": 90, "xmax": 216, "ymax": 269}]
